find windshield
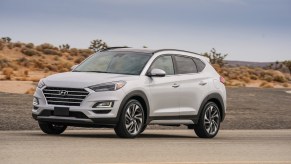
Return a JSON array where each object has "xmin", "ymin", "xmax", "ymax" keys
[{"xmin": 74, "ymin": 52, "xmax": 152, "ymax": 75}]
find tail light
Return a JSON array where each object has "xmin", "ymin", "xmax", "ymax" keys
[{"xmin": 220, "ymin": 76, "xmax": 225, "ymax": 84}]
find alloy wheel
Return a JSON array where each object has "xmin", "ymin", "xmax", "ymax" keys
[
  {"xmin": 125, "ymin": 103, "xmax": 143, "ymax": 135},
  {"xmin": 204, "ymin": 105, "xmax": 220, "ymax": 135}
]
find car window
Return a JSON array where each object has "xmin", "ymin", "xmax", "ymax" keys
[
  {"xmin": 193, "ymin": 58, "xmax": 206, "ymax": 72},
  {"xmin": 175, "ymin": 56, "xmax": 198, "ymax": 74},
  {"xmin": 150, "ymin": 56, "xmax": 174, "ymax": 75},
  {"xmin": 74, "ymin": 52, "xmax": 151, "ymax": 75}
]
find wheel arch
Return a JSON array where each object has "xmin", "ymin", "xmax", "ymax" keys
[
  {"xmin": 117, "ymin": 90, "xmax": 150, "ymax": 124},
  {"xmin": 198, "ymin": 93, "xmax": 226, "ymax": 122}
]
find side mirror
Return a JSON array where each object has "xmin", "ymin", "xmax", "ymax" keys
[
  {"xmin": 71, "ymin": 64, "xmax": 78, "ymax": 71},
  {"xmin": 147, "ymin": 69, "xmax": 166, "ymax": 77}
]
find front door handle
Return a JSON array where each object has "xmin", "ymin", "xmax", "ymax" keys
[
  {"xmin": 199, "ymin": 81, "xmax": 207, "ymax": 86},
  {"xmin": 172, "ymin": 83, "xmax": 180, "ymax": 88}
]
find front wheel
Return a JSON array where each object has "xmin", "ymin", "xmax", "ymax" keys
[
  {"xmin": 114, "ymin": 99, "xmax": 145, "ymax": 138},
  {"xmin": 38, "ymin": 121, "xmax": 67, "ymax": 135},
  {"xmin": 194, "ymin": 102, "xmax": 221, "ymax": 138}
]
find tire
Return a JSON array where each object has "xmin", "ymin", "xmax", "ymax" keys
[
  {"xmin": 38, "ymin": 121, "xmax": 67, "ymax": 135},
  {"xmin": 114, "ymin": 99, "xmax": 145, "ymax": 138},
  {"xmin": 140, "ymin": 125, "xmax": 147, "ymax": 134},
  {"xmin": 194, "ymin": 102, "xmax": 221, "ymax": 138}
]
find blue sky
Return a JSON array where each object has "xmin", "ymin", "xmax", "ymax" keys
[{"xmin": 0, "ymin": 0, "xmax": 290, "ymax": 62}]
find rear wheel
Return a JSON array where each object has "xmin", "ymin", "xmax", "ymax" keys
[
  {"xmin": 114, "ymin": 99, "xmax": 145, "ymax": 138},
  {"xmin": 194, "ymin": 102, "xmax": 220, "ymax": 138},
  {"xmin": 38, "ymin": 121, "xmax": 67, "ymax": 135}
]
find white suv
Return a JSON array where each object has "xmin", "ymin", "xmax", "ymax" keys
[{"xmin": 32, "ymin": 48, "xmax": 226, "ymax": 138}]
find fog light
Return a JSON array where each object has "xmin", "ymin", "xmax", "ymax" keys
[
  {"xmin": 93, "ymin": 101, "xmax": 114, "ymax": 108},
  {"xmin": 33, "ymin": 97, "xmax": 39, "ymax": 106}
]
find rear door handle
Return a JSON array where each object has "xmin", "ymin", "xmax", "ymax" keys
[
  {"xmin": 199, "ymin": 81, "xmax": 207, "ymax": 86},
  {"xmin": 172, "ymin": 83, "xmax": 180, "ymax": 88}
]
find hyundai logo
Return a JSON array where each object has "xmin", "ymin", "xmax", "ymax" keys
[{"xmin": 59, "ymin": 90, "xmax": 68, "ymax": 96}]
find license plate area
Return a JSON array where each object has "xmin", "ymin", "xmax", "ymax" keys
[{"xmin": 54, "ymin": 107, "xmax": 69, "ymax": 116}]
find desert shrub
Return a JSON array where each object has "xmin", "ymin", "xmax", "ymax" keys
[
  {"xmin": 203, "ymin": 48, "xmax": 228, "ymax": 67},
  {"xmin": 241, "ymin": 77, "xmax": 250, "ymax": 83},
  {"xmin": 36, "ymin": 43, "xmax": 56, "ymax": 51},
  {"xmin": 25, "ymin": 43, "xmax": 34, "ymax": 49},
  {"xmin": 282, "ymin": 83, "xmax": 289, "ymax": 88},
  {"xmin": 74, "ymin": 57, "xmax": 84, "ymax": 63},
  {"xmin": 7, "ymin": 43, "xmax": 13, "ymax": 49},
  {"xmin": 263, "ymin": 75, "xmax": 273, "ymax": 82},
  {"xmin": 33, "ymin": 60, "xmax": 45, "ymax": 69},
  {"xmin": 24, "ymin": 70, "xmax": 29, "ymax": 76},
  {"xmin": 228, "ymin": 73, "xmax": 238, "ymax": 80},
  {"xmin": 273, "ymin": 75, "xmax": 286, "ymax": 83},
  {"xmin": 2, "ymin": 67, "xmax": 14, "ymax": 80},
  {"xmin": 44, "ymin": 68, "xmax": 50, "ymax": 73},
  {"xmin": 0, "ymin": 40, "xmax": 4, "ymax": 50},
  {"xmin": 250, "ymin": 75, "xmax": 258, "ymax": 80},
  {"xmin": 69, "ymin": 48, "xmax": 79, "ymax": 56},
  {"xmin": 13, "ymin": 42, "xmax": 22, "ymax": 48},
  {"xmin": 53, "ymin": 56, "xmax": 60, "ymax": 61},
  {"xmin": 0, "ymin": 58, "xmax": 9, "ymax": 69},
  {"xmin": 21, "ymin": 48, "xmax": 39, "ymax": 56},
  {"xmin": 16, "ymin": 57, "xmax": 30, "ymax": 67},
  {"xmin": 42, "ymin": 49, "xmax": 60, "ymax": 55},
  {"xmin": 260, "ymin": 82, "xmax": 274, "ymax": 88},
  {"xmin": 66, "ymin": 56, "xmax": 73, "ymax": 60},
  {"xmin": 79, "ymin": 49, "xmax": 93, "ymax": 57},
  {"xmin": 47, "ymin": 64, "xmax": 58, "ymax": 72}
]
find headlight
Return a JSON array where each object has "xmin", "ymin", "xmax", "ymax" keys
[
  {"xmin": 37, "ymin": 80, "xmax": 46, "ymax": 88},
  {"xmin": 89, "ymin": 81, "xmax": 126, "ymax": 92}
]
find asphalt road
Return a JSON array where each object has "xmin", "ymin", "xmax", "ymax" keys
[
  {"xmin": 1, "ymin": 87, "xmax": 291, "ymax": 130},
  {"xmin": 1, "ymin": 129, "xmax": 291, "ymax": 164}
]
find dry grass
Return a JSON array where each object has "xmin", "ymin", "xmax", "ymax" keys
[
  {"xmin": 2, "ymin": 67, "xmax": 14, "ymax": 80},
  {"xmin": 25, "ymin": 87, "xmax": 35, "ymax": 95},
  {"xmin": 0, "ymin": 40, "xmax": 290, "ymax": 88}
]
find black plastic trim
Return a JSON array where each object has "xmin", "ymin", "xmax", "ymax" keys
[
  {"xmin": 197, "ymin": 93, "xmax": 226, "ymax": 122},
  {"xmin": 116, "ymin": 90, "xmax": 150, "ymax": 124}
]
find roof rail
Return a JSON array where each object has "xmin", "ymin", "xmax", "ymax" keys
[
  {"xmin": 101, "ymin": 46, "xmax": 130, "ymax": 52},
  {"xmin": 152, "ymin": 49, "xmax": 201, "ymax": 55}
]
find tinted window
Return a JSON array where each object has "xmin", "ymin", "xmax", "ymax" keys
[
  {"xmin": 175, "ymin": 56, "xmax": 197, "ymax": 74},
  {"xmin": 74, "ymin": 52, "xmax": 151, "ymax": 75},
  {"xmin": 193, "ymin": 58, "xmax": 206, "ymax": 72},
  {"xmin": 150, "ymin": 56, "xmax": 174, "ymax": 75}
]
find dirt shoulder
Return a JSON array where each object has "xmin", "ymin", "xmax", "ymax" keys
[{"xmin": 0, "ymin": 87, "xmax": 291, "ymax": 130}]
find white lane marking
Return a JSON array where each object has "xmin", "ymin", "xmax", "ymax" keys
[{"xmin": 286, "ymin": 90, "xmax": 291, "ymax": 94}]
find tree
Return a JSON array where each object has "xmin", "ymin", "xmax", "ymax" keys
[
  {"xmin": 59, "ymin": 44, "xmax": 70, "ymax": 51},
  {"xmin": 89, "ymin": 39, "xmax": 108, "ymax": 52},
  {"xmin": 1, "ymin": 37, "xmax": 11, "ymax": 43},
  {"xmin": 283, "ymin": 60, "xmax": 291, "ymax": 75},
  {"xmin": 203, "ymin": 48, "xmax": 228, "ymax": 67}
]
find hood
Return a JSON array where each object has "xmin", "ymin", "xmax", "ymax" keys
[{"xmin": 43, "ymin": 72, "xmax": 138, "ymax": 88}]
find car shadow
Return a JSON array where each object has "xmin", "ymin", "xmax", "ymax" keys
[{"xmin": 29, "ymin": 131, "xmax": 197, "ymax": 139}]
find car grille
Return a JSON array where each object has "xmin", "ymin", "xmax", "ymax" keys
[{"xmin": 43, "ymin": 87, "xmax": 89, "ymax": 106}]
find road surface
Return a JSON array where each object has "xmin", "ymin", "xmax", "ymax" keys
[{"xmin": 1, "ymin": 129, "xmax": 291, "ymax": 164}]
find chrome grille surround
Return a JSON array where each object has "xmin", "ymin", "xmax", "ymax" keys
[{"xmin": 43, "ymin": 87, "xmax": 89, "ymax": 106}]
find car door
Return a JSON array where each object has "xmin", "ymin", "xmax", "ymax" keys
[
  {"xmin": 148, "ymin": 55, "xmax": 180, "ymax": 117},
  {"xmin": 173, "ymin": 55, "xmax": 209, "ymax": 116}
]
